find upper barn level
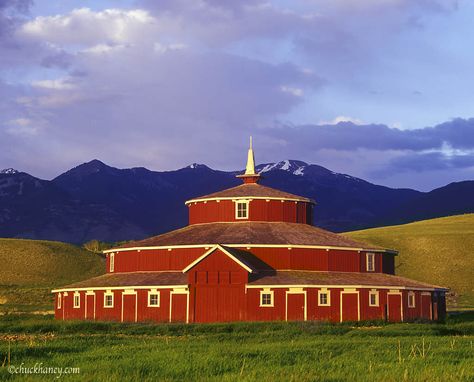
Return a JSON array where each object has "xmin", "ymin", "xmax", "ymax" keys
[
  {"xmin": 185, "ymin": 138, "xmax": 315, "ymax": 225},
  {"xmin": 102, "ymin": 138, "xmax": 398, "ymax": 276}
]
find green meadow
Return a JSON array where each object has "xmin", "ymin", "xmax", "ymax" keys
[
  {"xmin": 0, "ymin": 313, "xmax": 473, "ymax": 381},
  {"xmin": 346, "ymin": 214, "xmax": 474, "ymax": 309}
]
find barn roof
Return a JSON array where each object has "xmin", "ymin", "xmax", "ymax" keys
[
  {"xmin": 248, "ymin": 271, "xmax": 447, "ymax": 290},
  {"xmin": 55, "ymin": 271, "xmax": 187, "ymax": 290},
  {"xmin": 185, "ymin": 183, "xmax": 313, "ymax": 204},
  {"xmin": 116, "ymin": 221, "xmax": 393, "ymax": 252},
  {"xmin": 52, "ymin": 270, "xmax": 446, "ymax": 292}
]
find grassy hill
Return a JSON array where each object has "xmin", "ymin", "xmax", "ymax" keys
[
  {"xmin": 0, "ymin": 238, "xmax": 104, "ymax": 313},
  {"xmin": 345, "ymin": 214, "xmax": 474, "ymax": 309}
]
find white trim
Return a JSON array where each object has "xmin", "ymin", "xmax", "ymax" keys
[
  {"xmin": 318, "ymin": 289, "xmax": 331, "ymax": 306},
  {"xmin": 245, "ymin": 284, "xmax": 442, "ymax": 292},
  {"xmin": 408, "ymin": 291, "xmax": 416, "ymax": 308},
  {"xmin": 369, "ymin": 289, "xmax": 379, "ymax": 307},
  {"xmin": 121, "ymin": 289, "xmax": 138, "ymax": 322},
  {"xmin": 52, "ymin": 285, "xmax": 189, "ymax": 293},
  {"xmin": 235, "ymin": 199, "xmax": 250, "ymax": 220},
  {"xmin": 169, "ymin": 289, "xmax": 190, "ymax": 323},
  {"xmin": 109, "ymin": 253, "xmax": 115, "ymax": 273},
  {"xmin": 73, "ymin": 292, "xmax": 80, "ymax": 309},
  {"xmin": 147, "ymin": 290, "xmax": 161, "ymax": 307},
  {"xmin": 366, "ymin": 253, "xmax": 375, "ymax": 272},
  {"xmin": 340, "ymin": 290, "xmax": 360, "ymax": 322},
  {"xmin": 259, "ymin": 290, "xmax": 274, "ymax": 307},
  {"xmin": 285, "ymin": 289, "xmax": 307, "ymax": 321},
  {"xmin": 102, "ymin": 243, "xmax": 396, "ymax": 255},
  {"xmin": 103, "ymin": 291, "xmax": 114, "ymax": 308},
  {"xmin": 387, "ymin": 291, "xmax": 404, "ymax": 322},
  {"xmin": 182, "ymin": 244, "xmax": 253, "ymax": 273},
  {"xmin": 57, "ymin": 293, "xmax": 62, "ymax": 309},
  {"xmin": 185, "ymin": 196, "xmax": 313, "ymax": 205}
]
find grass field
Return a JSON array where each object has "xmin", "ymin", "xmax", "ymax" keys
[
  {"xmin": 0, "ymin": 313, "xmax": 473, "ymax": 381},
  {"xmin": 0, "ymin": 239, "xmax": 104, "ymax": 313},
  {"xmin": 345, "ymin": 214, "xmax": 474, "ymax": 309}
]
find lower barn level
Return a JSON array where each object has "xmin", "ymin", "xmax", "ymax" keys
[{"xmin": 54, "ymin": 283, "xmax": 446, "ymax": 323}]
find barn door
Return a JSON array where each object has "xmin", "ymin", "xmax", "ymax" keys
[
  {"xmin": 340, "ymin": 292, "xmax": 359, "ymax": 322},
  {"xmin": 286, "ymin": 292, "xmax": 306, "ymax": 321},
  {"xmin": 421, "ymin": 293, "xmax": 432, "ymax": 320},
  {"xmin": 170, "ymin": 292, "xmax": 188, "ymax": 323},
  {"xmin": 387, "ymin": 293, "xmax": 403, "ymax": 322},
  {"xmin": 85, "ymin": 293, "xmax": 95, "ymax": 320},
  {"xmin": 121, "ymin": 291, "xmax": 137, "ymax": 322},
  {"xmin": 194, "ymin": 286, "xmax": 245, "ymax": 323}
]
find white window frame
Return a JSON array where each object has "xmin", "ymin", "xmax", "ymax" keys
[
  {"xmin": 408, "ymin": 292, "xmax": 416, "ymax": 308},
  {"xmin": 318, "ymin": 290, "xmax": 331, "ymax": 306},
  {"xmin": 73, "ymin": 292, "xmax": 80, "ymax": 309},
  {"xmin": 260, "ymin": 290, "xmax": 274, "ymax": 307},
  {"xmin": 104, "ymin": 291, "xmax": 114, "ymax": 308},
  {"xmin": 366, "ymin": 253, "xmax": 375, "ymax": 272},
  {"xmin": 235, "ymin": 200, "xmax": 250, "ymax": 220},
  {"xmin": 147, "ymin": 290, "xmax": 161, "ymax": 307},
  {"xmin": 109, "ymin": 253, "xmax": 115, "ymax": 273},
  {"xmin": 369, "ymin": 290, "xmax": 379, "ymax": 307},
  {"xmin": 57, "ymin": 293, "xmax": 62, "ymax": 309}
]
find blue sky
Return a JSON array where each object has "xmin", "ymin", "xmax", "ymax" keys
[{"xmin": 1, "ymin": 0, "xmax": 473, "ymax": 190}]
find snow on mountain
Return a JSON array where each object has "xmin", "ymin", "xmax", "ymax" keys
[
  {"xmin": 0, "ymin": 168, "xmax": 19, "ymax": 174},
  {"xmin": 258, "ymin": 160, "xmax": 308, "ymax": 176}
]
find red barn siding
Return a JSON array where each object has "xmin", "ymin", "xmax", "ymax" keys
[
  {"xmin": 328, "ymin": 250, "xmax": 360, "ymax": 272},
  {"xmin": 110, "ymin": 248, "xmax": 204, "ymax": 273},
  {"xmin": 188, "ymin": 200, "xmax": 312, "ymax": 225},
  {"xmin": 187, "ymin": 249, "xmax": 248, "ymax": 323}
]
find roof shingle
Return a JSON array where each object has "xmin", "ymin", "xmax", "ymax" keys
[
  {"xmin": 118, "ymin": 221, "xmax": 391, "ymax": 252},
  {"xmin": 186, "ymin": 183, "xmax": 313, "ymax": 203}
]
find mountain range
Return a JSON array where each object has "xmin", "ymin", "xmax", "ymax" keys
[{"xmin": 0, "ymin": 160, "xmax": 473, "ymax": 244}]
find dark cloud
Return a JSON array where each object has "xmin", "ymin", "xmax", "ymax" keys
[{"xmin": 263, "ymin": 118, "xmax": 474, "ymax": 152}]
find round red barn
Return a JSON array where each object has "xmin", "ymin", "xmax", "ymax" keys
[{"xmin": 53, "ymin": 139, "xmax": 447, "ymax": 323}]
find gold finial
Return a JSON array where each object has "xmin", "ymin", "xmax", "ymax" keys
[{"xmin": 245, "ymin": 136, "xmax": 256, "ymax": 175}]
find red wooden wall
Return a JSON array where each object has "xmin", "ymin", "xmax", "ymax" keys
[
  {"xmin": 187, "ymin": 249, "xmax": 248, "ymax": 323},
  {"xmin": 107, "ymin": 247, "xmax": 391, "ymax": 274},
  {"xmin": 188, "ymin": 199, "xmax": 312, "ymax": 225},
  {"xmin": 55, "ymin": 288, "xmax": 437, "ymax": 323}
]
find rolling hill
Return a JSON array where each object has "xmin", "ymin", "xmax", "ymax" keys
[
  {"xmin": 345, "ymin": 214, "xmax": 474, "ymax": 309},
  {"xmin": 0, "ymin": 238, "xmax": 104, "ymax": 313}
]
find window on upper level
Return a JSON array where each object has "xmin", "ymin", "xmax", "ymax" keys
[
  {"xmin": 366, "ymin": 253, "xmax": 375, "ymax": 272},
  {"xmin": 235, "ymin": 200, "xmax": 249, "ymax": 219},
  {"xmin": 369, "ymin": 290, "xmax": 379, "ymax": 307},
  {"xmin": 408, "ymin": 292, "xmax": 416, "ymax": 308},
  {"xmin": 109, "ymin": 253, "xmax": 115, "ymax": 273},
  {"xmin": 318, "ymin": 290, "xmax": 331, "ymax": 306},
  {"xmin": 57, "ymin": 293, "xmax": 62, "ymax": 309},
  {"xmin": 260, "ymin": 291, "xmax": 274, "ymax": 307}
]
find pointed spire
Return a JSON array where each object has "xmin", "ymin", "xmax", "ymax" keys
[
  {"xmin": 237, "ymin": 136, "xmax": 261, "ymax": 184},
  {"xmin": 245, "ymin": 136, "xmax": 256, "ymax": 175}
]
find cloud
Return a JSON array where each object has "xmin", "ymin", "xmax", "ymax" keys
[
  {"xmin": 19, "ymin": 8, "xmax": 154, "ymax": 45},
  {"xmin": 0, "ymin": 1, "xmax": 471, "ymax": 192}
]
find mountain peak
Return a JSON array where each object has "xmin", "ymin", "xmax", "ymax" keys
[
  {"xmin": 0, "ymin": 168, "xmax": 19, "ymax": 174},
  {"xmin": 186, "ymin": 163, "xmax": 209, "ymax": 170},
  {"xmin": 257, "ymin": 160, "xmax": 309, "ymax": 176}
]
